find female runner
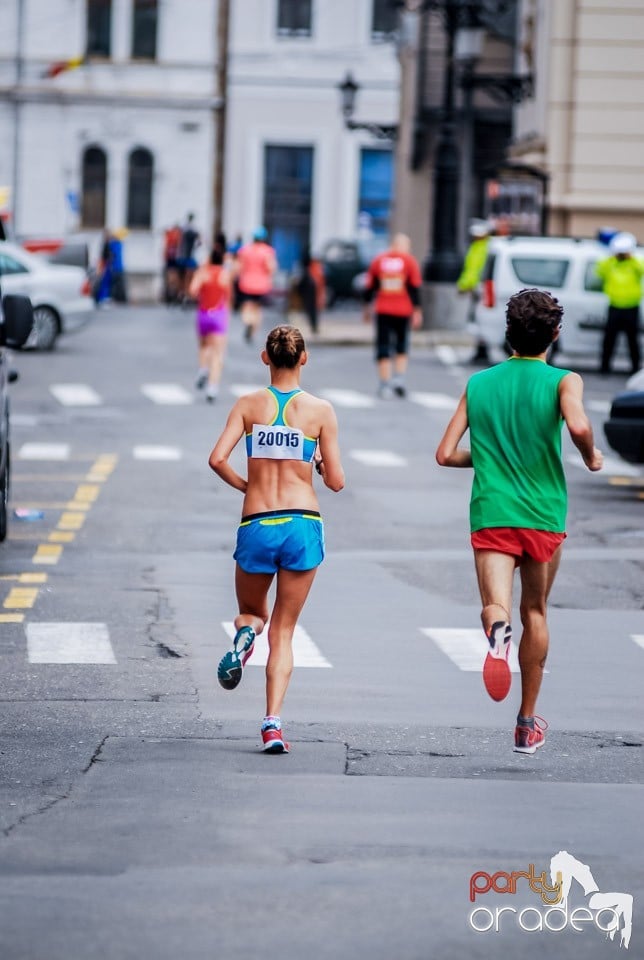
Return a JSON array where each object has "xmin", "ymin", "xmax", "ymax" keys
[{"xmin": 208, "ymin": 325, "xmax": 344, "ymax": 752}]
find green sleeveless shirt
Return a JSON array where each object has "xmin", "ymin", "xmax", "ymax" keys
[{"xmin": 466, "ymin": 358, "xmax": 571, "ymax": 533}]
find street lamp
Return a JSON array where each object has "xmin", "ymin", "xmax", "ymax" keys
[
  {"xmin": 416, "ymin": 0, "xmax": 532, "ymax": 285},
  {"xmin": 337, "ymin": 71, "xmax": 398, "ymax": 142}
]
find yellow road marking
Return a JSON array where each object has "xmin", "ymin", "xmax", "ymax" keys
[
  {"xmin": 0, "ymin": 572, "xmax": 48, "ymax": 583},
  {"xmin": 609, "ymin": 477, "xmax": 644, "ymax": 488},
  {"xmin": 57, "ymin": 512, "xmax": 86, "ymax": 530},
  {"xmin": 65, "ymin": 500, "xmax": 92, "ymax": 511},
  {"xmin": 0, "ymin": 613, "xmax": 24, "ymax": 623},
  {"xmin": 32, "ymin": 544, "xmax": 63, "ymax": 565},
  {"xmin": 3, "ymin": 587, "xmax": 39, "ymax": 609},
  {"xmin": 49, "ymin": 531, "xmax": 76, "ymax": 543},
  {"xmin": 74, "ymin": 484, "xmax": 100, "ymax": 502}
]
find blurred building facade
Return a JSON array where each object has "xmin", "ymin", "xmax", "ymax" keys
[
  {"xmin": 0, "ymin": 0, "xmax": 400, "ymax": 297},
  {"xmin": 511, "ymin": 0, "xmax": 644, "ymax": 240}
]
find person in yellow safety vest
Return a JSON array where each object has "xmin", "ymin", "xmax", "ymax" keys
[
  {"xmin": 595, "ymin": 231, "xmax": 643, "ymax": 375},
  {"xmin": 457, "ymin": 219, "xmax": 492, "ymax": 363}
]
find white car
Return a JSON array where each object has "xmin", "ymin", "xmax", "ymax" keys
[
  {"xmin": 0, "ymin": 241, "xmax": 94, "ymax": 350},
  {"xmin": 473, "ymin": 235, "xmax": 644, "ymax": 357}
]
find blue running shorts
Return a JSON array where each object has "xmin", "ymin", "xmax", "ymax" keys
[{"xmin": 234, "ymin": 509, "xmax": 325, "ymax": 574}]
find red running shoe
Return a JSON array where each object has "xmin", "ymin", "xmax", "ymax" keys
[
  {"xmin": 261, "ymin": 718, "xmax": 289, "ymax": 754},
  {"xmin": 483, "ymin": 621, "xmax": 512, "ymax": 702},
  {"xmin": 514, "ymin": 716, "xmax": 548, "ymax": 755}
]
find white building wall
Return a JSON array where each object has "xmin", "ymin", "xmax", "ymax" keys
[
  {"xmin": 2, "ymin": 0, "xmax": 400, "ymax": 296},
  {"xmin": 225, "ymin": 0, "xmax": 400, "ymax": 260}
]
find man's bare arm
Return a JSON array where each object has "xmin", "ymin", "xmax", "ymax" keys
[
  {"xmin": 559, "ymin": 373, "xmax": 603, "ymax": 471},
  {"xmin": 435, "ymin": 394, "xmax": 472, "ymax": 468}
]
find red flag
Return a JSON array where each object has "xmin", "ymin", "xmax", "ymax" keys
[{"xmin": 42, "ymin": 56, "xmax": 84, "ymax": 79}]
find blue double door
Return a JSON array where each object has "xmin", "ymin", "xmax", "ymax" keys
[{"xmin": 263, "ymin": 145, "xmax": 393, "ymax": 272}]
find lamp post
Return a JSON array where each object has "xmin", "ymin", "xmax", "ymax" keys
[
  {"xmin": 337, "ymin": 72, "xmax": 398, "ymax": 142},
  {"xmin": 423, "ymin": 0, "xmax": 462, "ymax": 285}
]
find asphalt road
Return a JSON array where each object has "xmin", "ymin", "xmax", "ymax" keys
[{"xmin": 0, "ymin": 303, "xmax": 642, "ymax": 960}]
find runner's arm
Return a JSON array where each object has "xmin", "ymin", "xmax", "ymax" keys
[
  {"xmin": 188, "ymin": 266, "xmax": 206, "ymax": 299},
  {"xmin": 559, "ymin": 373, "xmax": 603, "ymax": 471},
  {"xmin": 316, "ymin": 404, "xmax": 345, "ymax": 491},
  {"xmin": 435, "ymin": 394, "xmax": 472, "ymax": 467},
  {"xmin": 208, "ymin": 404, "xmax": 248, "ymax": 492}
]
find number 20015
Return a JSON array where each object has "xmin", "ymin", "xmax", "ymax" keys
[{"xmin": 257, "ymin": 430, "xmax": 300, "ymax": 448}]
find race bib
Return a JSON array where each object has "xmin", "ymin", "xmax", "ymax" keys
[{"xmin": 250, "ymin": 423, "xmax": 304, "ymax": 459}]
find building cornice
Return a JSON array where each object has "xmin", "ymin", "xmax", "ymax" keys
[{"xmin": 0, "ymin": 86, "xmax": 221, "ymax": 110}]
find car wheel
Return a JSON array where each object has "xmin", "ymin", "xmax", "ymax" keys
[
  {"xmin": 0, "ymin": 442, "xmax": 9, "ymax": 543},
  {"xmin": 27, "ymin": 306, "xmax": 59, "ymax": 351}
]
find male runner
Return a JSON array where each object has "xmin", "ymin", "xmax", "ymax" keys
[{"xmin": 436, "ymin": 288, "xmax": 603, "ymax": 753}]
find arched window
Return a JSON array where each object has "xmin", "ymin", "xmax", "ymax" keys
[
  {"xmin": 81, "ymin": 145, "xmax": 107, "ymax": 228},
  {"xmin": 126, "ymin": 147, "xmax": 154, "ymax": 228}
]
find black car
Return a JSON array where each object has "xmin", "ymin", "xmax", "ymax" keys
[
  {"xmin": 604, "ymin": 386, "xmax": 644, "ymax": 464},
  {"xmin": 321, "ymin": 236, "xmax": 387, "ymax": 306},
  {"xmin": 1, "ymin": 293, "xmax": 34, "ymax": 540}
]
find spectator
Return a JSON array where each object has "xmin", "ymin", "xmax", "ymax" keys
[
  {"xmin": 295, "ymin": 247, "xmax": 325, "ymax": 335},
  {"xmin": 457, "ymin": 219, "xmax": 493, "ymax": 364},
  {"xmin": 178, "ymin": 213, "xmax": 201, "ymax": 300},
  {"xmin": 163, "ymin": 223, "xmax": 183, "ymax": 304},
  {"xmin": 596, "ymin": 231, "xmax": 643, "ymax": 375}
]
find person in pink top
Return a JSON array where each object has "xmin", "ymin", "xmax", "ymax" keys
[
  {"xmin": 189, "ymin": 246, "xmax": 231, "ymax": 403},
  {"xmin": 235, "ymin": 227, "xmax": 277, "ymax": 343}
]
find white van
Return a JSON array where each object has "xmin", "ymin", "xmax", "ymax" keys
[{"xmin": 473, "ymin": 236, "xmax": 644, "ymax": 356}]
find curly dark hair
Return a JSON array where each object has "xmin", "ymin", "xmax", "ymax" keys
[
  {"xmin": 265, "ymin": 325, "xmax": 306, "ymax": 369},
  {"xmin": 505, "ymin": 288, "xmax": 563, "ymax": 356}
]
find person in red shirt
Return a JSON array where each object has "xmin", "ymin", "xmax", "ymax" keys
[
  {"xmin": 189, "ymin": 247, "xmax": 232, "ymax": 402},
  {"xmin": 363, "ymin": 233, "xmax": 422, "ymax": 398}
]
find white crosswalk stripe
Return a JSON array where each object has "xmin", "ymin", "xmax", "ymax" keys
[
  {"xmin": 409, "ymin": 391, "xmax": 457, "ymax": 410},
  {"xmin": 141, "ymin": 384, "xmax": 193, "ymax": 405},
  {"xmin": 222, "ymin": 622, "xmax": 332, "ymax": 668},
  {"xmin": 18, "ymin": 443, "xmax": 71, "ymax": 460},
  {"xmin": 350, "ymin": 449, "xmax": 407, "ymax": 467},
  {"xmin": 420, "ymin": 627, "xmax": 521, "ymax": 673},
  {"xmin": 632, "ymin": 635, "xmax": 644, "ymax": 651},
  {"xmin": 50, "ymin": 384, "xmax": 102, "ymax": 406},
  {"xmin": 435, "ymin": 345, "xmax": 460, "ymax": 366},
  {"xmin": 566, "ymin": 454, "xmax": 641, "ymax": 477},
  {"xmin": 26, "ymin": 622, "xmax": 116, "ymax": 664},
  {"xmin": 229, "ymin": 383, "xmax": 265, "ymax": 397},
  {"xmin": 133, "ymin": 445, "xmax": 182, "ymax": 461},
  {"xmin": 321, "ymin": 389, "xmax": 376, "ymax": 409}
]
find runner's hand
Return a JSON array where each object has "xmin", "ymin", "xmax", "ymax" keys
[
  {"xmin": 585, "ymin": 447, "xmax": 604, "ymax": 471},
  {"xmin": 411, "ymin": 308, "xmax": 422, "ymax": 329}
]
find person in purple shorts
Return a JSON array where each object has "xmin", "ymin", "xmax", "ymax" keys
[{"xmin": 189, "ymin": 247, "xmax": 232, "ymax": 402}]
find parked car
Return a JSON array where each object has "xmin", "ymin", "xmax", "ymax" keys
[
  {"xmin": 0, "ymin": 292, "xmax": 34, "ymax": 541},
  {"xmin": 474, "ymin": 235, "xmax": 644, "ymax": 357},
  {"xmin": 22, "ymin": 235, "xmax": 91, "ymax": 271},
  {"xmin": 0, "ymin": 241, "xmax": 94, "ymax": 350},
  {"xmin": 322, "ymin": 236, "xmax": 388, "ymax": 306},
  {"xmin": 604, "ymin": 369, "xmax": 644, "ymax": 464}
]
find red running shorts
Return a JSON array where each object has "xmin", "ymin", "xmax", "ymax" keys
[{"xmin": 471, "ymin": 527, "xmax": 566, "ymax": 564}]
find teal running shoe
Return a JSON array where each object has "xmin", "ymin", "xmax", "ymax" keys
[{"xmin": 217, "ymin": 626, "xmax": 255, "ymax": 690}]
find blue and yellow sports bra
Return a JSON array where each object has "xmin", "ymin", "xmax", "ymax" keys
[{"xmin": 246, "ymin": 386, "xmax": 317, "ymax": 462}]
